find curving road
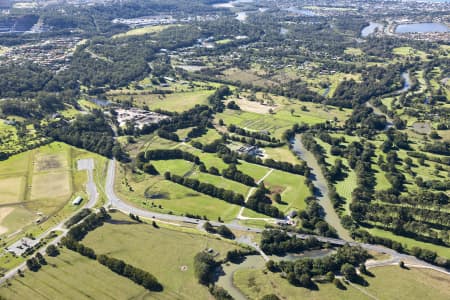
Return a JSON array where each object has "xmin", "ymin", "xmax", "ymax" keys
[
  {"xmin": 105, "ymin": 160, "xmax": 450, "ymax": 276},
  {"xmin": 2, "ymin": 158, "xmax": 448, "ymax": 286}
]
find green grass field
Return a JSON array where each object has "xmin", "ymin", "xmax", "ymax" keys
[
  {"xmin": 263, "ymin": 145, "xmax": 301, "ymax": 165},
  {"xmin": 110, "ymin": 90, "xmax": 213, "ymax": 113},
  {"xmin": 366, "ymin": 227, "xmax": 450, "ymax": 258},
  {"xmin": 264, "ymin": 170, "xmax": 310, "ymax": 213},
  {"xmin": 82, "ymin": 212, "xmax": 241, "ymax": 299},
  {"xmin": 116, "ymin": 165, "xmax": 241, "ymax": 221},
  {"xmin": 113, "ymin": 24, "xmax": 180, "ymax": 38},
  {"xmin": 190, "ymin": 128, "xmax": 222, "ymax": 145},
  {"xmin": 233, "ymin": 265, "xmax": 450, "ymax": 300}
]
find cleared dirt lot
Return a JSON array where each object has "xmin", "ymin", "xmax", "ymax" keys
[
  {"xmin": 30, "ymin": 171, "xmax": 71, "ymax": 201},
  {"xmin": 34, "ymin": 153, "xmax": 68, "ymax": 172},
  {"xmin": 227, "ymin": 98, "xmax": 277, "ymax": 114}
]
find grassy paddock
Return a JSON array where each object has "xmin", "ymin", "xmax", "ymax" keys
[
  {"xmin": 82, "ymin": 212, "xmax": 242, "ymax": 299},
  {"xmin": 110, "ymin": 90, "xmax": 213, "ymax": 113}
]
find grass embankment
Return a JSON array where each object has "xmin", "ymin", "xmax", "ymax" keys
[{"xmin": 366, "ymin": 227, "xmax": 450, "ymax": 258}]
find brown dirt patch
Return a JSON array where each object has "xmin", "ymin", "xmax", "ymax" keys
[
  {"xmin": 227, "ymin": 98, "xmax": 277, "ymax": 114},
  {"xmin": 269, "ymin": 186, "xmax": 285, "ymax": 195},
  {"xmin": 412, "ymin": 122, "xmax": 431, "ymax": 134},
  {"xmin": 0, "ymin": 207, "xmax": 14, "ymax": 234},
  {"xmin": 35, "ymin": 154, "xmax": 67, "ymax": 172}
]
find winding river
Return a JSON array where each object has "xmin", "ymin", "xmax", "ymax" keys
[
  {"xmin": 398, "ymin": 72, "xmax": 412, "ymax": 94},
  {"xmin": 291, "ymin": 136, "xmax": 353, "ymax": 241}
]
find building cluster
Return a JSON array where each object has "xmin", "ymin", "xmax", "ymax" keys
[
  {"xmin": 0, "ymin": 37, "xmax": 81, "ymax": 71},
  {"xmin": 112, "ymin": 14, "xmax": 219, "ymax": 28},
  {"xmin": 6, "ymin": 237, "xmax": 40, "ymax": 256},
  {"xmin": 237, "ymin": 144, "xmax": 264, "ymax": 157},
  {"xmin": 116, "ymin": 108, "xmax": 170, "ymax": 129}
]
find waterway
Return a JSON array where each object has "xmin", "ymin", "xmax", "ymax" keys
[
  {"xmin": 291, "ymin": 135, "xmax": 353, "ymax": 241},
  {"xmin": 361, "ymin": 22, "xmax": 383, "ymax": 37},
  {"xmin": 236, "ymin": 12, "xmax": 248, "ymax": 21},
  {"xmin": 212, "ymin": 0, "xmax": 253, "ymax": 9},
  {"xmin": 395, "ymin": 22, "xmax": 449, "ymax": 33},
  {"xmin": 398, "ymin": 72, "xmax": 412, "ymax": 93}
]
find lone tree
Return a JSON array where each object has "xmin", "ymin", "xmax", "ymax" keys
[
  {"xmin": 274, "ymin": 193, "xmax": 282, "ymax": 204},
  {"xmin": 36, "ymin": 253, "xmax": 47, "ymax": 265},
  {"xmin": 216, "ymin": 225, "xmax": 235, "ymax": 239},
  {"xmin": 45, "ymin": 244, "xmax": 59, "ymax": 257},
  {"xmin": 341, "ymin": 263, "xmax": 356, "ymax": 281}
]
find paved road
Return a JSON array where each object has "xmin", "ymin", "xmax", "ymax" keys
[
  {"xmin": 0, "ymin": 159, "xmax": 98, "ymax": 284},
  {"xmin": 292, "ymin": 135, "xmax": 353, "ymax": 241},
  {"xmin": 3, "ymin": 158, "xmax": 448, "ymax": 285}
]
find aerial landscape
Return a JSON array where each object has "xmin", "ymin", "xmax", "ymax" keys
[{"xmin": 0, "ymin": 0, "xmax": 449, "ymax": 299}]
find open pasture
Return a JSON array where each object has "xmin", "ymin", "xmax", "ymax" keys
[{"xmin": 82, "ymin": 212, "xmax": 242, "ymax": 299}]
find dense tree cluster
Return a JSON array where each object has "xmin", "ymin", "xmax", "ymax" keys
[
  {"xmin": 247, "ymin": 183, "xmax": 284, "ymax": 218},
  {"xmin": 46, "ymin": 110, "xmax": 128, "ymax": 161},
  {"xmin": 208, "ymin": 85, "xmax": 232, "ymax": 112},
  {"xmin": 260, "ymin": 230, "xmax": 322, "ymax": 256},
  {"xmin": 64, "ymin": 208, "xmax": 91, "ymax": 228},
  {"xmin": 194, "ymin": 252, "xmax": 218, "ymax": 285},
  {"xmin": 268, "ymin": 244, "xmax": 370, "ymax": 287},
  {"xmin": 299, "ymin": 197, "xmax": 338, "ymax": 237},
  {"xmin": 221, "ymin": 164, "xmax": 256, "ymax": 186},
  {"xmin": 66, "ymin": 208, "xmax": 110, "ymax": 241},
  {"xmin": 228, "ymin": 124, "xmax": 280, "ymax": 143},
  {"xmin": 333, "ymin": 65, "xmax": 402, "ymax": 108}
]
